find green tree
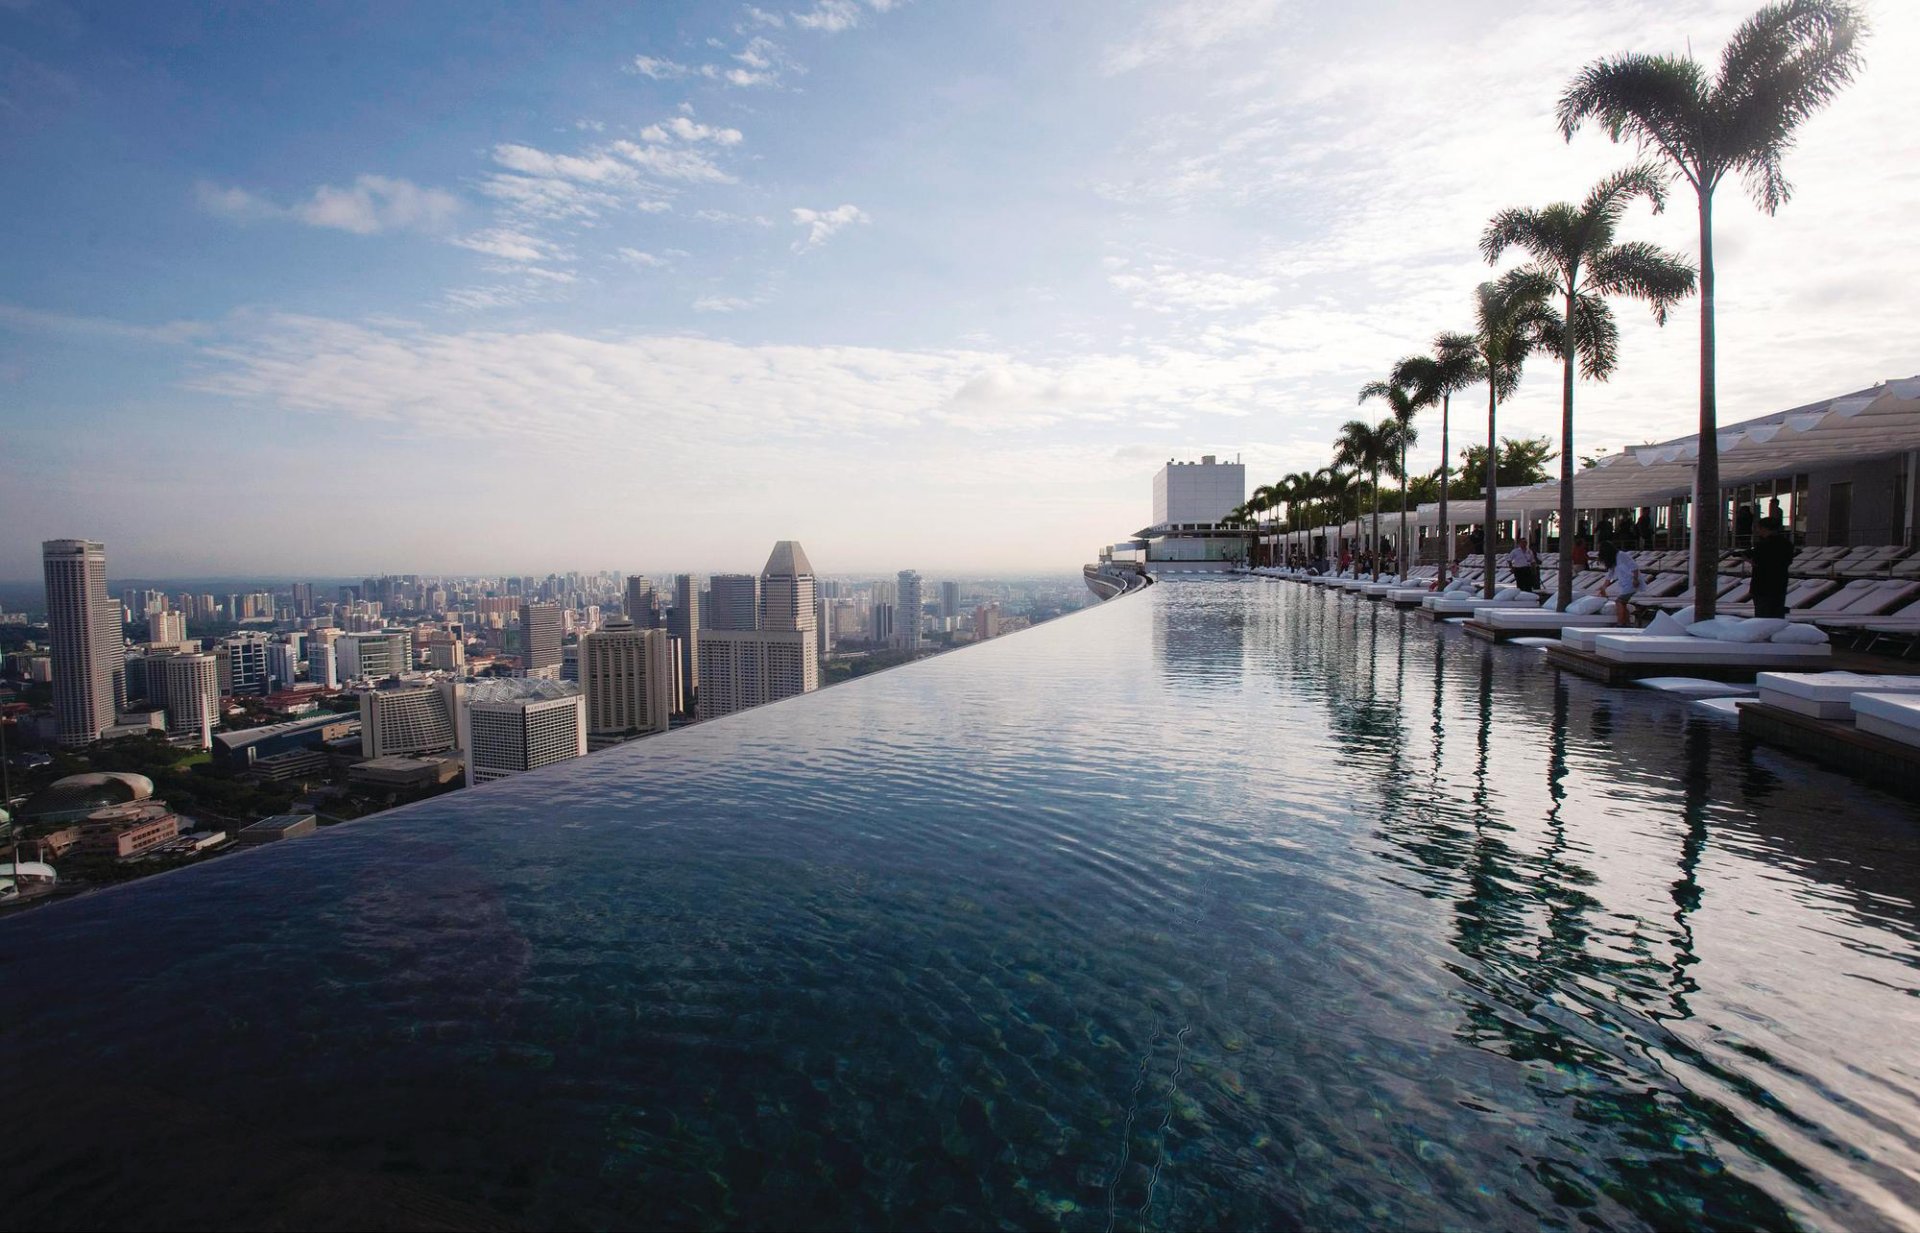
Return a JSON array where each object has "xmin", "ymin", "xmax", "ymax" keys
[
  {"xmin": 1559, "ymin": 0, "xmax": 1866, "ymax": 617},
  {"xmin": 1439, "ymin": 271, "xmax": 1560, "ymax": 597},
  {"xmin": 1482, "ymin": 166, "xmax": 1696, "ymax": 607},
  {"xmin": 1334, "ymin": 419, "xmax": 1409, "ymax": 581},
  {"xmin": 1392, "ymin": 346, "xmax": 1485, "ymax": 581},
  {"xmin": 1358, "ymin": 376, "xmax": 1421, "ymax": 577},
  {"xmin": 1459, "ymin": 438, "xmax": 1558, "ymax": 495}
]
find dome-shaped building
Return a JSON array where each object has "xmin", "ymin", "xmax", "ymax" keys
[{"xmin": 19, "ymin": 772, "xmax": 157, "ymax": 825}]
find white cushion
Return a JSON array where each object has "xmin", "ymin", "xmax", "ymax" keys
[
  {"xmin": 1645, "ymin": 611, "xmax": 1689, "ymax": 635},
  {"xmin": 1444, "ymin": 578, "xmax": 1472, "ymax": 593},
  {"xmin": 1566, "ymin": 595, "xmax": 1607, "ymax": 615},
  {"xmin": 1686, "ymin": 617, "xmax": 1745, "ymax": 640},
  {"xmin": 1495, "ymin": 587, "xmax": 1525, "ymax": 600},
  {"xmin": 1770, "ymin": 623, "xmax": 1830, "ymax": 645},
  {"xmin": 1670, "ymin": 606, "xmax": 1695, "ymax": 625},
  {"xmin": 1542, "ymin": 596, "xmax": 1561, "ymax": 612},
  {"xmin": 1716, "ymin": 617, "xmax": 1793, "ymax": 643}
]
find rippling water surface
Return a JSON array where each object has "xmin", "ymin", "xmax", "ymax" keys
[{"xmin": 5, "ymin": 579, "xmax": 1919, "ymax": 1230}]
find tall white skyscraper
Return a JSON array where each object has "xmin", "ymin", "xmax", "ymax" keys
[
  {"xmin": 695, "ymin": 541, "xmax": 819, "ymax": 721},
  {"xmin": 266, "ymin": 639, "xmax": 299, "ymax": 692},
  {"xmin": 816, "ymin": 596, "xmax": 834, "ymax": 660},
  {"xmin": 308, "ymin": 636, "xmax": 339, "ymax": 689},
  {"xmin": 42, "ymin": 539, "xmax": 124, "ymax": 746},
  {"xmin": 580, "ymin": 618, "xmax": 673, "ymax": 738},
  {"xmin": 708, "ymin": 574, "xmax": 760, "ymax": 631},
  {"xmin": 520, "ymin": 601, "xmax": 563, "ymax": 677},
  {"xmin": 669, "ymin": 574, "xmax": 700, "ymax": 699},
  {"xmin": 896, "ymin": 570, "xmax": 923, "ymax": 650},
  {"xmin": 153, "ymin": 651, "xmax": 220, "ymax": 749}
]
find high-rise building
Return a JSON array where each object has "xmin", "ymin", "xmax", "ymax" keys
[
  {"xmin": 871, "ymin": 602, "xmax": 895, "ymax": 644},
  {"xmin": 696, "ymin": 541, "xmax": 819, "ymax": 721},
  {"xmin": 308, "ymin": 637, "xmax": 339, "ymax": 689},
  {"xmin": 217, "ymin": 631, "xmax": 271, "ymax": 696},
  {"xmin": 459, "ymin": 679, "xmax": 586, "ymax": 786},
  {"xmin": 707, "ymin": 574, "xmax": 760, "ymax": 631},
  {"xmin": 153, "ymin": 651, "xmax": 220, "ymax": 748},
  {"xmin": 896, "ymin": 570, "xmax": 923, "ymax": 651},
  {"xmin": 43, "ymin": 539, "xmax": 124, "ymax": 746},
  {"xmin": 940, "ymin": 580, "xmax": 961, "ymax": 622},
  {"xmin": 292, "ymin": 582, "xmax": 315, "ymax": 618},
  {"xmin": 624, "ymin": 575, "xmax": 661, "ymax": 627},
  {"xmin": 266, "ymin": 639, "xmax": 299, "ymax": 691},
  {"xmin": 148, "ymin": 609, "xmax": 188, "ymax": 646},
  {"xmin": 580, "ymin": 618, "xmax": 673, "ymax": 738},
  {"xmin": 335, "ymin": 631, "xmax": 411, "ymax": 681},
  {"xmin": 519, "ymin": 602, "xmax": 562, "ymax": 678},
  {"xmin": 669, "ymin": 574, "xmax": 700, "ymax": 699},
  {"xmin": 816, "ymin": 596, "xmax": 834, "ymax": 660},
  {"xmin": 361, "ymin": 682, "xmax": 458, "ymax": 758}
]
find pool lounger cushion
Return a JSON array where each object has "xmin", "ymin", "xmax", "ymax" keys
[
  {"xmin": 1757, "ymin": 671, "xmax": 1920, "ymax": 720},
  {"xmin": 1852, "ymin": 692, "xmax": 1920, "ymax": 747},
  {"xmin": 1590, "ymin": 635, "xmax": 1833, "ymax": 664}
]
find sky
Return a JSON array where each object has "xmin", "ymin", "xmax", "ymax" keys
[{"xmin": 2, "ymin": 0, "xmax": 1915, "ymax": 579}]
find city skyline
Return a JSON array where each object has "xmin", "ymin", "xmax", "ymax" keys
[{"xmin": 4, "ymin": 0, "xmax": 1916, "ymax": 578}]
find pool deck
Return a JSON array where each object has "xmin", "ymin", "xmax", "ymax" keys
[{"xmin": 1740, "ymin": 702, "xmax": 1920, "ymax": 800}]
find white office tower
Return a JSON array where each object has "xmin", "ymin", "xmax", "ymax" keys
[
  {"xmin": 816, "ymin": 596, "xmax": 834, "ymax": 660},
  {"xmin": 459, "ymin": 679, "xmax": 586, "ymax": 786},
  {"xmin": 42, "ymin": 539, "xmax": 125, "ymax": 746},
  {"xmin": 336, "ymin": 631, "xmax": 411, "ymax": 682},
  {"xmin": 519, "ymin": 601, "xmax": 563, "ymax": 677},
  {"xmin": 707, "ymin": 574, "xmax": 760, "ymax": 631},
  {"xmin": 148, "ymin": 609, "xmax": 188, "ymax": 646},
  {"xmin": 871, "ymin": 602, "xmax": 895, "ymax": 644},
  {"xmin": 669, "ymin": 574, "xmax": 699, "ymax": 697},
  {"xmin": 896, "ymin": 570, "xmax": 923, "ymax": 650},
  {"xmin": 940, "ymin": 580, "xmax": 960, "ymax": 623},
  {"xmin": 697, "ymin": 540, "xmax": 820, "ymax": 721},
  {"xmin": 308, "ymin": 637, "xmax": 339, "ymax": 688},
  {"xmin": 266, "ymin": 639, "xmax": 299, "ymax": 692},
  {"xmin": 154, "ymin": 651, "xmax": 220, "ymax": 748},
  {"xmin": 580, "ymin": 618, "xmax": 673, "ymax": 738},
  {"xmin": 360, "ymin": 681, "xmax": 459, "ymax": 757}
]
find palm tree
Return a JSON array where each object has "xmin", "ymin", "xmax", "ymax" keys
[
  {"xmin": 1439, "ymin": 271, "xmax": 1558, "ymax": 598},
  {"xmin": 1481, "ymin": 166, "xmax": 1697, "ymax": 608},
  {"xmin": 1392, "ymin": 347, "xmax": 1484, "ymax": 583},
  {"xmin": 1358, "ymin": 376, "xmax": 1422, "ymax": 578},
  {"xmin": 1317, "ymin": 466, "xmax": 1353, "ymax": 562},
  {"xmin": 1334, "ymin": 419, "xmax": 1406, "ymax": 582},
  {"xmin": 1251, "ymin": 483, "xmax": 1281, "ymax": 566},
  {"xmin": 1558, "ymin": 0, "xmax": 1866, "ymax": 618}
]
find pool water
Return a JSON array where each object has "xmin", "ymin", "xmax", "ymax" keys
[{"xmin": 4, "ymin": 579, "xmax": 1918, "ymax": 1230}]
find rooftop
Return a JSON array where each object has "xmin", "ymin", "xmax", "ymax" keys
[{"xmin": 2, "ymin": 583, "xmax": 1915, "ymax": 1229}]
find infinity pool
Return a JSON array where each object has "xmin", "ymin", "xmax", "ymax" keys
[{"xmin": 4, "ymin": 580, "xmax": 1918, "ymax": 1230}]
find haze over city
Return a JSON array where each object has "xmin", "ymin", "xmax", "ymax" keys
[{"xmin": 3, "ymin": 0, "xmax": 1918, "ymax": 581}]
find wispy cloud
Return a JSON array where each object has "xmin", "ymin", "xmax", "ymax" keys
[
  {"xmin": 0, "ymin": 302, "xmax": 208, "ymax": 344},
  {"xmin": 1103, "ymin": 0, "xmax": 1289, "ymax": 75},
  {"xmin": 631, "ymin": 54, "xmax": 693, "ymax": 80},
  {"xmin": 791, "ymin": 203, "xmax": 869, "ymax": 250},
  {"xmin": 791, "ymin": 0, "xmax": 898, "ymax": 34},
  {"xmin": 196, "ymin": 174, "xmax": 462, "ymax": 236}
]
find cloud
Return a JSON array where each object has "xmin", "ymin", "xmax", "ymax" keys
[
  {"xmin": 1103, "ymin": 0, "xmax": 1290, "ymax": 74},
  {"xmin": 616, "ymin": 248, "xmax": 668, "ymax": 267},
  {"xmin": 1107, "ymin": 259, "xmax": 1279, "ymax": 312},
  {"xmin": 692, "ymin": 294, "xmax": 764, "ymax": 313},
  {"xmin": 792, "ymin": 0, "xmax": 864, "ymax": 32},
  {"xmin": 0, "ymin": 302, "xmax": 207, "ymax": 344},
  {"xmin": 197, "ymin": 175, "xmax": 462, "ymax": 235},
  {"xmin": 453, "ymin": 228, "xmax": 569, "ymax": 264},
  {"xmin": 790, "ymin": 203, "xmax": 870, "ymax": 250},
  {"xmin": 638, "ymin": 116, "xmax": 743, "ymax": 146},
  {"xmin": 631, "ymin": 55, "xmax": 693, "ymax": 79}
]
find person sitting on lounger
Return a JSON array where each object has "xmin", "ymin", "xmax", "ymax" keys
[{"xmin": 1594, "ymin": 541, "xmax": 1641, "ymax": 626}]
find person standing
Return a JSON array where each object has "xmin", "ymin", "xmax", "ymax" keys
[
  {"xmin": 1509, "ymin": 537, "xmax": 1541, "ymax": 593},
  {"xmin": 1749, "ymin": 516, "xmax": 1794, "ymax": 618}
]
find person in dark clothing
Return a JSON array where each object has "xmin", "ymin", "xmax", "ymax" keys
[{"xmin": 1749, "ymin": 515, "xmax": 1794, "ymax": 618}]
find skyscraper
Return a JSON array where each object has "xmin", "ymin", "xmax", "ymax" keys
[
  {"xmin": 707, "ymin": 574, "xmax": 760, "ymax": 631},
  {"xmin": 695, "ymin": 541, "xmax": 819, "ymax": 721},
  {"xmin": 42, "ymin": 539, "xmax": 124, "ymax": 746},
  {"xmin": 896, "ymin": 569, "xmax": 923, "ymax": 651},
  {"xmin": 459, "ymin": 679, "xmax": 586, "ymax": 786},
  {"xmin": 669, "ymin": 574, "xmax": 700, "ymax": 699},
  {"xmin": 940, "ymin": 580, "xmax": 961, "ymax": 622},
  {"xmin": 217, "ymin": 631, "xmax": 271, "ymax": 696},
  {"xmin": 519, "ymin": 601, "xmax": 562, "ymax": 678},
  {"xmin": 871, "ymin": 602, "xmax": 895, "ymax": 644},
  {"xmin": 624, "ymin": 575, "xmax": 661, "ymax": 628},
  {"xmin": 580, "ymin": 617, "xmax": 673, "ymax": 738},
  {"xmin": 148, "ymin": 609, "xmax": 188, "ymax": 646},
  {"xmin": 308, "ymin": 636, "xmax": 339, "ymax": 689},
  {"xmin": 153, "ymin": 651, "xmax": 220, "ymax": 749},
  {"xmin": 291, "ymin": 581, "xmax": 314, "ymax": 619}
]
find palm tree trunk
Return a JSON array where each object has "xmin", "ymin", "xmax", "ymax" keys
[
  {"xmin": 1371, "ymin": 467, "xmax": 1381, "ymax": 582},
  {"xmin": 1559, "ymin": 289, "xmax": 1577, "ymax": 611},
  {"xmin": 1398, "ymin": 440, "xmax": 1408, "ymax": 580},
  {"xmin": 1693, "ymin": 188, "xmax": 1720, "ymax": 620},
  {"xmin": 1484, "ymin": 381, "xmax": 1498, "ymax": 600},
  {"xmin": 1438, "ymin": 393, "xmax": 1451, "ymax": 583}
]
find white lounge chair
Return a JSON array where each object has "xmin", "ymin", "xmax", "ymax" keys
[
  {"xmin": 1755, "ymin": 671, "xmax": 1920, "ymax": 720},
  {"xmin": 1588, "ymin": 634, "xmax": 1832, "ymax": 669},
  {"xmin": 1853, "ymin": 693, "xmax": 1920, "ymax": 746}
]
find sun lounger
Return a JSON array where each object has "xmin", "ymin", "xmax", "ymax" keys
[
  {"xmin": 1588, "ymin": 634, "xmax": 1832, "ymax": 668},
  {"xmin": 1756, "ymin": 671, "xmax": 1920, "ymax": 720},
  {"xmin": 1424, "ymin": 591, "xmax": 1540, "ymax": 617},
  {"xmin": 1852, "ymin": 692, "xmax": 1920, "ymax": 747},
  {"xmin": 1475, "ymin": 609, "xmax": 1625, "ymax": 635}
]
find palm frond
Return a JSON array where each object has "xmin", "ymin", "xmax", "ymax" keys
[{"xmin": 1586, "ymin": 239, "xmax": 1696, "ymax": 323}]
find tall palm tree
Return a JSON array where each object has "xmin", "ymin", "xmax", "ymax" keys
[
  {"xmin": 1558, "ymin": 0, "xmax": 1866, "ymax": 618},
  {"xmin": 1439, "ymin": 271, "xmax": 1558, "ymax": 598},
  {"xmin": 1334, "ymin": 419, "xmax": 1405, "ymax": 582},
  {"xmin": 1392, "ymin": 347, "xmax": 1484, "ymax": 583},
  {"xmin": 1358, "ymin": 377, "xmax": 1422, "ymax": 578},
  {"xmin": 1317, "ymin": 466, "xmax": 1353, "ymax": 561},
  {"xmin": 1482, "ymin": 166, "xmax": 1697, "ymax": 608},
  {"xmin": 1251, "ymin": 483, "xmax": 1281, "ymax": 566}
]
